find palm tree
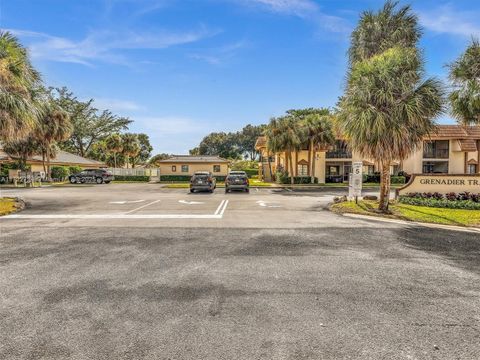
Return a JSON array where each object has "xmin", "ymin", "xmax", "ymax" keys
[
  {"xmin": 278, "ymin": 116, "xmax": 303, "ymax": 185},
  {"xmin": 121, "ymin": 133, "xmax": 140, "ymax": 169},
  {"xmin": 105, "ymin": 133, "xmax": 123, "ymax": 170},
  {"xmin": 3, "ymin": 136, "xmax": 42, "ymax": 171},
  {"xmin": 339, "ymin": 1, "xmax": 444, "ymax": 212},
  {"xmin": 0, "ymin": 31, "xmax": 42, "ymax": 141},
  {"xmin": 265, "ymin": 118, "xmax": 283, "ymax": 181},
  {"xmin": 448, "ymin": 39, "xmax": 480, "ymax": 125},
  {"xmin": 302, "ymin": 114, "xmax": 335, "ymax": 183},
  {"xmin": 37, "ymin": 103, "xmax": 72, "ymax": 181}
]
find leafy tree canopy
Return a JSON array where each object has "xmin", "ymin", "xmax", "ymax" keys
[
  {"xmin": 448, "ymin": 39, "xmax": 480, "ymax": 125},
  {"xmin": 49, "ymin": 87, "xmax": 132, "ymax": 157}
]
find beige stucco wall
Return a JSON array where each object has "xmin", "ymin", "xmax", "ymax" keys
[
  {"xmin": 402, "ymin": 143, "xmax": 424, "ymax": 174},
  {"xmin": 398, "ymin": 174, "xmax": 480, "ymax": 195},
  {"xmin": 159, "ymin": 163, "xmax": 229, "ymax": 176},
  {"xmin": 449, "ymin": 141, "xmax": 465, "ymax": 174}
]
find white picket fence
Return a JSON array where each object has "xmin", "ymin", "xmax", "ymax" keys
[{"xmin": 107, "ymin": 168, "xmax": 160, "ymax": 179}]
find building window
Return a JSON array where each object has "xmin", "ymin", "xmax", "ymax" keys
[
  {"xmin": 172, "ymin": 165, "xmax": 176, "ymax": 172},
  {"xmin": 297, "ymin": 164, "xmax": 308, "ymax": 176},
  {"xmin": 363, "ymin": 165, "xmax": 374, "ymax": 175},
  {"xmin": 468, "ymin": 164, "xmax": 477, "ymax": 174},
  {"xmin": 423, "ymin": 140, "xmax": 449, "ymax": 159},
  {"xmin": 326, "ymin": 140, "xmax": 352, "ymax": 159},
  {"xmin": 422, "ymin": 161, "xmax": 448, "ymax": 174},
  {"xmin": 213, "ymin": 165, "xmax": 221, "ymax": 172},
  {"xmin": 181, "ymin": 165, "xmax": 189, "ymax": 173}
]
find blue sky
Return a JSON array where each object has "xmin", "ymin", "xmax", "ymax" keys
[{"xmin": 1, "ymin": 0, "xmax": 479, "ymax": 154}]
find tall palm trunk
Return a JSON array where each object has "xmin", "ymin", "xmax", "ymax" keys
[
  {"xmin": 307, "ymin": 140, "xmax": 313, "ymax": 176},
  {"xmin": 113, "ymin": 152, "xmax": 117, "ymax": 170},
  {"xmin": 379, "ymin": 160, "xmax": 391, "ymax": 212},
  {"xmin": 46, "ymin": 146, "xmax": 51, "ymax": 182},
  {"xmin": 311, "ymin": 146, "xmax": 316, "ymax": 184},
  {"xmin": 267, "ymin": 153, "xmax": 273, "ymax": 182},
  {"xmin": 285, "ymin": 152, "xmax": 288, "ymax": 175},
  {"xmin": 288, "ymin": 151, "xmax": 295, "ymax": 185},
  {"xmin": 42, "ymin": 150, "xmax": 47, "ymax": 174}
]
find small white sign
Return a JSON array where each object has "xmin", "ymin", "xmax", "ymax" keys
[{"xmin": 349, "ymin": 162, "xmax": 363, "ymax": 198}]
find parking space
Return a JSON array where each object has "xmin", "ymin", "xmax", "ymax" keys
[
  {"xmin": 2, "ymin": 183, "xmax": 480, "ymax": 359},
  {"xmin": 0, "ymin": 184, "xmax": 346, "ymax": 226}
]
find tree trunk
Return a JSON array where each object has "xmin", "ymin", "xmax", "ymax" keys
[
  {"xmin": 42, "ymin": 151, "xmax": 47, "ymax": 174},
  {"xmin": 294, "ymin": 151, "xmax": 298, "ymax": 177},
  {"xmin": 378, "ymin": 160, "xmax": 391, "ymax": 212},
  {"xmin": 285, "ymin": 152, "xmax": 288, "ymax": 175},
  {"xmin": 267, "ymin": 153, "xmax": 273, "ymax": 182},
  {"xmin": 307, "ymin": 140, "xmax": 313, "ymax": 176},
  {"xmin": 311, "ymin": 146, "xmax": 316, "ymax": 184},
  {"xmin": 114, "ymin": 152, "xmax": 117, "ymax": 170},
  {"xmin": 289, "ymin": 151, "xmax": 295, "ymax": 185},
  {"xmin": 46, "ymin": 146, "xmax": 51, "ymax": 182}
]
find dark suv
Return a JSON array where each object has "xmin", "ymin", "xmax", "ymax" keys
[
  {"xmin": 69, "ymin": 169, "xmax": 114, "ymax": 184},
  {"xmin": 225, "ymin": 171, "xmax": 249, "ymax": 193},
  {"xmin": 190, "ymin": 171, "xmax": 216, "ymax": 193}
]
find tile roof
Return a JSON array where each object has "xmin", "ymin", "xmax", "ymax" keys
[
  {"xmin": 430, "ymin": 125, "xmax": 480, "ymax": 139},
  {"xmin": 458, "ymin": 139, "xmax": 478, "ymax": 152},
  {"xmin": 158, "ymin": 155, "xmax": 229, "ymax": 163},
  {"xmin": 0, "ymin": 144, "xmax": 104, "ymax": 166}
]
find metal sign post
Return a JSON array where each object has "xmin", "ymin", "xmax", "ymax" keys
[{"xmin": 348, "ymin": 162, "xmax": 363, "ymax": 203}]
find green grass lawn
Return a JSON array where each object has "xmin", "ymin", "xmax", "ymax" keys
[
  {"xmin": 0, "ymin": 198, "xmax": 20, "ymax": 216},
  {"xmin": 331, "ymin": 200, "xmax": 480, "ymax": 227}
]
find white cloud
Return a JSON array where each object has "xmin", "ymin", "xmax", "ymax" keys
[
  {"xmin": 235, "ymin": 0, "xmax": 350, "ymax": 34},
  {"xmin": 419, "ymin": 4, "xmax": 480, "ymax": 37},
  {"xmin": 189, "ymin": 40, "xmax": 249, "ymax": 65},
  {"xmin": 243, "ymin": 0, "xmax": 318, "ymax": 16},
  {"xmin": 7, "ymin": 26, "xmax": 220, "ymax": 66}
]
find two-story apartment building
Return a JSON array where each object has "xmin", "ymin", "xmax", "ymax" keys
[{"xmin": 255, "ymin": 125, "xmax": 480, "ymax": 183}]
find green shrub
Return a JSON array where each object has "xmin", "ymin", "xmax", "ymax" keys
[
  {"xmin": 160, "ymin": 175, "xmax": 192, "ymax": 182},
  {"xmin": 399, "ymin": 195, "xmax": 480, "ymax": 210},
  {"xmin": 114, "ymin": 175, "xmax": 150, "ymax": 182},
  {"xmin": 243, "ymin": 169, "xmax": 258, "ymax": 178},
  {"xmin": 276, "ymin": 173, "xmax": 318, "ymax": 184},
  {"xmin": 159, "ymin": 174, "xmax": 226, "ymax": 182},
  {"xmin": 68, "ymin": 166, "xmax": 83, "ymax": 175},
  {"xmin": 230, "ymin": 160, "xmax": 258, "ymax": 170},
  {"xmin": 390, "ymin": 176, "xmax": 406, "ymax": 184},
  {"xmin": 51, "ymin": 166, "xmax": 69, "ymax": 181},
  {"xmin": 363, "ymin": 174, "xmax": 405, "ymax": 183}
]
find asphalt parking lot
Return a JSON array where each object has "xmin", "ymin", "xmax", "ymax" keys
[{"xmin": 1, "ymin": 183, "xmax": 479, "ymax": 359}]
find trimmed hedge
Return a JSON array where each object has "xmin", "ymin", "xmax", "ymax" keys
[
  {"xmin": 160, "ymin": 175, "xmax": 226, "ymax": 182},
  {"xmin": 243, "ymin": 169, "xmax": 258, "ymax": 178},
  {"xmin": 399, "ymin": 192, "xmax": 480, "ymax": 210},
  {"xmin": 363, "ymin": 174, "xmax": 406, "ymax": 184},
  {"xmin": 51, "ymin": 166, "xmax": 69, "ymax": 181},
  {"xmin": 114, "ymin": 175, "xmax": 150, "ymax": 182},
  {"xmin": 160, "ymin": 175, "xmax": 191, "ymax": 182},
  {"xmin": 276, "ymin": 172, "xmax": 318, "ymax": 184}
]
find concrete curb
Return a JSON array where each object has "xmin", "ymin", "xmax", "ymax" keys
[{"xmin": 342, "ymin": 212, "xmax": 480, "ymax": 234}]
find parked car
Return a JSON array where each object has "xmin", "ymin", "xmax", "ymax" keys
[
  {"xmin": 225, "ymin": 172, "xmax": 249, "ymax": 193},
  {"xmin": 69, "ymin": 169, "xmax": 114, "ymax": 184},
  {"xmin": 190, "ymin": 171, "xmax": 216, "ymax": 193}
]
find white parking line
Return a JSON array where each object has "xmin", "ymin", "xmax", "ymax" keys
[
  {"xmin": 125, "ymin": 200, "xmax": 161, "ymax": 214},
  {"xmin": 2, "ymin": 200, "xmax": 230, "ymax": 220},
  {"xmin": 2, "ymin": 214, "xmax": 223, "ymax": 219},
  {"xmin": 214, "ymin": 200, "xmax": 226, "ymax": 215},
  {"xmin": 219, "ymin": 200, "xmax": 229, "ymax": 216}
]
